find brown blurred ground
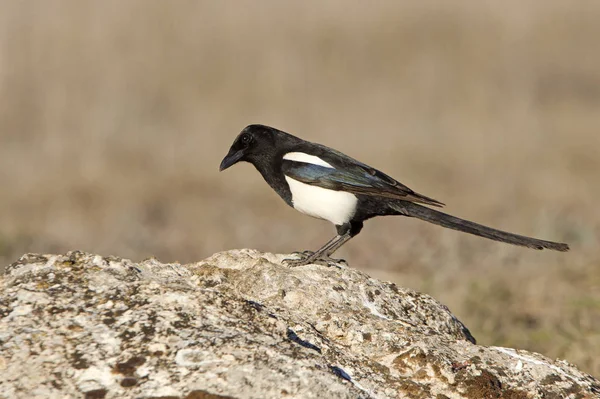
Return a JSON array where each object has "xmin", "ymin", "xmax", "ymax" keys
[{"xmin": 0, "ymin": 1, "xmax": 599, "ymax": 376}]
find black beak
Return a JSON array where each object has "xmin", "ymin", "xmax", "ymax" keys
[{"xmin": 219, "ymin": 149, "xmax": 244, "ymax": 171}]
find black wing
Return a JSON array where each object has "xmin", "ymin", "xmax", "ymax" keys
[{"xmin": 282, "ymin": 153, "xmax": 444, "ymax": 207}]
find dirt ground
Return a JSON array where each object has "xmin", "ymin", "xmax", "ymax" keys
[{"xmin": 1, "ymin": 1, "xmax": 599, "ymax": 376}]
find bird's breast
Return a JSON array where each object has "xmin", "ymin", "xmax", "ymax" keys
[{"xmin": 284, "ymin": 176, "xmax": 358, "ymax": 225}]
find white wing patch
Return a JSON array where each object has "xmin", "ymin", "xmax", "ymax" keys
[
  {"xmin": 285, "ymin": 176, "xmax": 357, "ymax": 225},
  {"xmin": 283, "ymin": 152, "xmax": 334, "ymax": 168}
]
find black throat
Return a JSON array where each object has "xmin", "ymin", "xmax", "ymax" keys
[{"xmin": 249, "ymin": 152, "xmax": 293, "ymax": 207}]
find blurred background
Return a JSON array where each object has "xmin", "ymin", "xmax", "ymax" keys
[{"xmin": 1, "ymin": 0, "xmax": 599, "ymax": 376}]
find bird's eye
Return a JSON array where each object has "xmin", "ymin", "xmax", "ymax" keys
[{"xmin": 241, "ymin": 134, "xmax": 252, "ymax": 144}]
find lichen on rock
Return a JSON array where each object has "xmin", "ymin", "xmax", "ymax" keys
[{"xmin": 0, "ymin": 250, "xmax": 598, "ymax": 398}]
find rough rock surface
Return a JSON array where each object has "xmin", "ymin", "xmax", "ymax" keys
[{"xmin": 0, "ymin": 250, "xmax": 598, "ymax": 399}]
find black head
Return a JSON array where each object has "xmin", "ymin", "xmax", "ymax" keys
[{"xmin": 219, "ymin": 124, "xmax": 279, "ymax": 171}]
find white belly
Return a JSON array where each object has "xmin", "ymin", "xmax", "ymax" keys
[{"xmin": 285, "ymin": 176, "xmax": 358, "ymax": 225}]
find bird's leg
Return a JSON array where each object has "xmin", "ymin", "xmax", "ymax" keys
[
  {"xmin": 312, "ymin": 234, "xmax": 353, "ymax": 266},
  {"xmin": 284, "ymin": 234, "xmax": 350, "ymax": 267},
  {"xmin": 284, "ymin": 221, "xmax": 363, "ymax": 267},
  {"xmin": 285, "ymin": 235, "xmax": 343, "ymax": 265},
  {"xmin": 289, "ymin": 234, "xmax": 340, "ymax": 260},
  {"xmin": 321, "ymin": 234, "xmax": 352, "ymax": 257},
  {"xmin": 309, "ymin": 234, "xmax": 352, "ymax": 266}
]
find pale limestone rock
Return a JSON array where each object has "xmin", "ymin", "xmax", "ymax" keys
[{"xmin": 0, "ymin": 250, "xmax": 598, "ymax": 399}]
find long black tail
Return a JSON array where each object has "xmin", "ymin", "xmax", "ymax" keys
[{"xmin": 389, "ymin": 201, "xmax": 569, "ymax": 252}]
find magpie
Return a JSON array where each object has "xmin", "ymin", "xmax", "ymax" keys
[{"xmin": 220, "ymin": 124, "xmax": 569, "ymax": 266}]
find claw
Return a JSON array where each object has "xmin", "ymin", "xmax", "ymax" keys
[
  {"xmin": 285, "ymin": 250, "xmax": 316, "ymax": 266},
  {"xmin": 282, "ymin": 253, "xmax": 347, "ymax": 268},
  {"xmin": 282, "ymin": 257, "xmax": 311, "ymax": 267},
  {"xmin": 314, "ymin": 257, "xmax": 347, "ymax": 268}
]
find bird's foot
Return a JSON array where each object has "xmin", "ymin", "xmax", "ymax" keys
[
  {"xmin": 283, "ymin": 250, "xmax": 313, "ymax": 267},
  {"xmin": 283, "ymin": 251, "xmax": 347, "ymax": 268},
  {"xmin": 312, "ymin": 256, "xmax": 348, "ymax": 268}
]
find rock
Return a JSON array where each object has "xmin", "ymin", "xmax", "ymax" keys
[{"xmin": 0, "ymin": 250, "xmax": 598, "ymax": 399}]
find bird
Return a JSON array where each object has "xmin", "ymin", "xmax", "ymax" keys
[{"xmin": 219, "ymin": 124, "xmax": 569, "ymax": 267}]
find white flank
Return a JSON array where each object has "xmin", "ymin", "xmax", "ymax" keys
[
  {"xmin": 283, "ymin": 152, "xmax": 334, "ymax": 168},
  {"xmin": 285, "ymin": 176, "xmax": 357, "ymax": 225}
]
